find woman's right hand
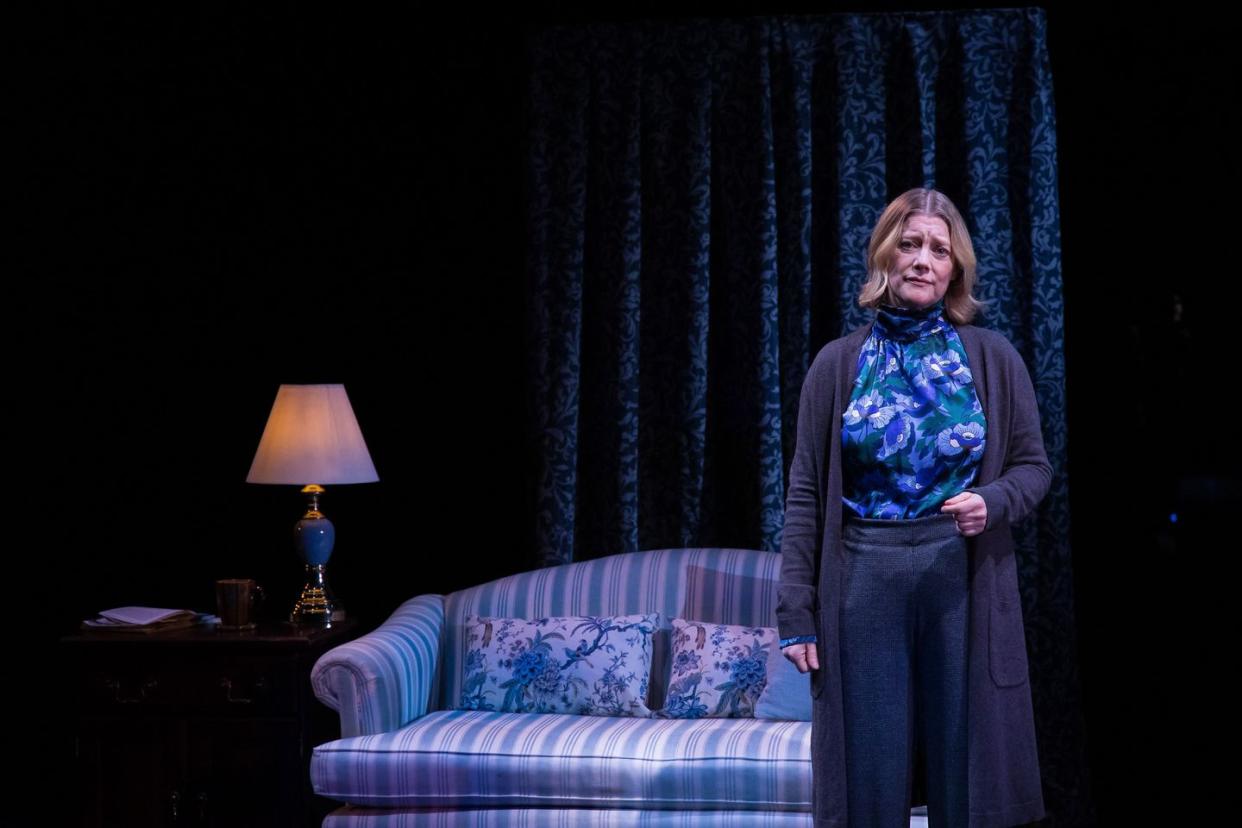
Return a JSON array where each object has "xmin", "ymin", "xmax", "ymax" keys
[{"xmin": 781, "ymin": 642, "xmax": 820, "ymax": 673}]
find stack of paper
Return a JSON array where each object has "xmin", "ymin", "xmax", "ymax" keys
[{"xmin": 82, "ymin": 606, "xmax": 212, "ymax": 633}]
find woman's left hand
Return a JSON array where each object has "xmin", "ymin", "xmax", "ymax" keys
[{"xmin": 941, "ymin": 492, "xmax": 987, "ymax": 536}]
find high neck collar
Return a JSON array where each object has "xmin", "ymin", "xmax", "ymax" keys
[{"xmin": 874, "ymin": 299, "xmax": 947, "ymax": 343}]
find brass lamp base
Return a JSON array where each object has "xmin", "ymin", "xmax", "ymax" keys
[{"xmin": 290, "ymin": 564, "xmax": 346, "ymax": 627}]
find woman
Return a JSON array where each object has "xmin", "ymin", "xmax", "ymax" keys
[{"xmin": 776, "ymin": 188, "xmax": 1052, "ymax": 828}]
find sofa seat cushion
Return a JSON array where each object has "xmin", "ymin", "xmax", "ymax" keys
[
  {"xmin": 322, "ymin": 806, "xmax": 817, "ymax": 826},
  {"xmin": 312, "ymin": 709, "xmax": 812, "ymax": 811}
]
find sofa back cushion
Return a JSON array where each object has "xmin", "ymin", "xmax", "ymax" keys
[
  {"xmin": 437, "ymin": 548, "xmax": 783, "ymax": 714},
  {"xmin": 456, "ymin": 612, "xmax": 660, "ymax": 716}
]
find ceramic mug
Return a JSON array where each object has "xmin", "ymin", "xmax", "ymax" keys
[{"xmin": 216, "ymin": 578, "xmax": 265, "ymax": 631}]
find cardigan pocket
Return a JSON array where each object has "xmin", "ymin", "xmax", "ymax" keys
[{"xmin": 988, "ymin": 600, "xmax": 1031, "ymax": 687}]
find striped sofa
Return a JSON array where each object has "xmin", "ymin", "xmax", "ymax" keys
[{"xmin": 307, "ymin": 547, "xmax": 831, "ymax": 826}]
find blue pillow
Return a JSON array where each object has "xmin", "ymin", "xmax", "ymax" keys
[{"xmin": 754, "ymin": 635, "xmax": 813, "ymax": 720}]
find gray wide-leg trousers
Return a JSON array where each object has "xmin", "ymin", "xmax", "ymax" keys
[{"xmin": 839, "ymin": 511, "xmax": 969, "ymax": 828}]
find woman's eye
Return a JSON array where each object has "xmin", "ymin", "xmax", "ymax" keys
[{"xmin": 900, "ymin": 240, "xmax": 949, "ymax": 256}]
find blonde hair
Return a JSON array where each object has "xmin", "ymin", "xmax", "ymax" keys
[{"xmin": 857, "ymin": 188, "xmax": 988, "ymax": 324}]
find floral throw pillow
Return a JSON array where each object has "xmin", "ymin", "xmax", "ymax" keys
[
  {"xmin": 655, "ymin": 617, "xmax": 776, "ymax": 718},
  {"xmin": 458, "ymin": 613, "xmax": 659, "ymax": 717}
]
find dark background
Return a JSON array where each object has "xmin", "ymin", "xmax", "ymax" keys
[{"xmin": 21, "ymin": 2, "xmax": 1236, "ymax": 823}]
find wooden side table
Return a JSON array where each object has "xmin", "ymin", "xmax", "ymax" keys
[{"xmin": 63, "ymin": 618, "xmax": 360, "ymax": 827}]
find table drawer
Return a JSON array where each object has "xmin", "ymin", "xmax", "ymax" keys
[{"xmin": 78, "ymin": 653, "xmax": 301, "ymax": 715}]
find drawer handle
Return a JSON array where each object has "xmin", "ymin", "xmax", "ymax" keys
[
  {"xmin": 107, "ymin": 678, "xmax": 159, "ymax": 704},
  {"xmin": 219, "ymin": 676, "xmax": 268, "ymax": 704}
]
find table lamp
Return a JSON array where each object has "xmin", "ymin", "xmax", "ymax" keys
[{"xmin": 246, "ymin": 384, "xmax": 378, "ymax": 627}]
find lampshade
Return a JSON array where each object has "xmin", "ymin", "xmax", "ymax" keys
[{"xmin": 246, "ymin": 384, "xmax": 379, "ymax": 485}]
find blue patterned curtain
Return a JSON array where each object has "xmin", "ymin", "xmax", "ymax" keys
[
  {"xmin": 527, "ymin": 8, "xmax": 1067, "ymax": 564},
  {"xmin": 526, "ymin": 9, "xmax": 1085, "ymax": 821}
]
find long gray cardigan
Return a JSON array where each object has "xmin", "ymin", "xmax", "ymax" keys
[{"xmin": 777, "ymin": 320, "xmax": 1053, "ymax": 828}]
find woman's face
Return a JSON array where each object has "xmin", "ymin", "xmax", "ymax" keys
[{"xmin": 888, "ymin": 214, "xmax": 954, "ymax": 310}]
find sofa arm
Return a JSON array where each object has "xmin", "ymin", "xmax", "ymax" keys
[{"xmin": 310, "ymin": 593, "xmax": 445, "ymax": 737}]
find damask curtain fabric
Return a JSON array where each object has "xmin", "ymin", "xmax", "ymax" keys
[
  {"xmin": 527, "ymin": 8, "xmax": 1064, "ymax": 565},
  {"xmin": 524, "ymin": 8, "xmax": 1084, "ymax": 822}
]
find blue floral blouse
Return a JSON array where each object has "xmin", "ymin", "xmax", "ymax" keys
[{"xmin": 779, "ymin": 298, "xmax": 987, "ymax": 649}]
